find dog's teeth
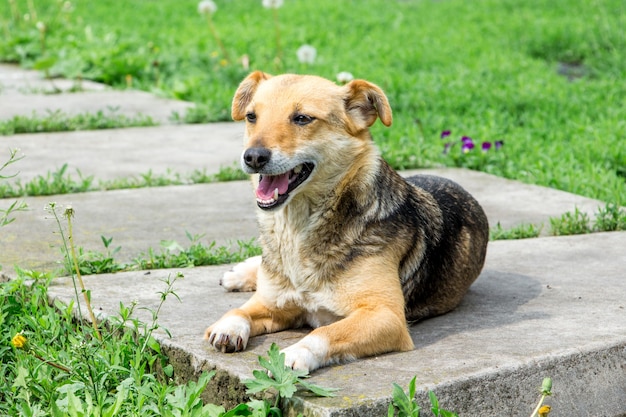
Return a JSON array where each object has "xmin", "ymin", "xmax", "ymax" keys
[
  {"xmin": 273, "ymin": 188, "xmax": 279, "ymax": 200},
  {"xmin": 294, "ymin": 165, "xmax": 303, "ymax": 174}
]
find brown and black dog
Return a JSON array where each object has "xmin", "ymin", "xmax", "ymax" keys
[{"xmin": 204, "ymin": 72, "xmax": 489, "ymax": 372}]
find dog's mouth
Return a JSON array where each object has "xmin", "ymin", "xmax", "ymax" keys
[{"xmin": 255, "ymin": 163, "xmax": 314, "ymax": 210}]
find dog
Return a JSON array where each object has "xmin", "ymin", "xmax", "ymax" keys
[{"xmin": 204, "ymin": 71, "xmax": 489, "ymax": 373}]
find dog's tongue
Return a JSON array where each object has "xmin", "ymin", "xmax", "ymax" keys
[{"xmin": 256, "ymin": 173, "xmax": 289, "ymax": 200}]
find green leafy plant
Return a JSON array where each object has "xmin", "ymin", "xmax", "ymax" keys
[
  {"xmin": 244, "ymin": 343, "xmax": 337, "ymax": 416},
  {"xmin": 388, "ymin": 376, "xmax": 457, "ymax": 417},
  {"xmin": 490, "ymin": 222, "xmax": 542, "ymax": 240}
]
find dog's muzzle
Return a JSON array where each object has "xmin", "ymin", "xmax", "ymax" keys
[
  {"xmin": 255, "ymin": 163, "xmax": 314, "ymax": 210},
  {"xmin": 242, "ymin": 147, "xmax": 315, "ymax": 210}
]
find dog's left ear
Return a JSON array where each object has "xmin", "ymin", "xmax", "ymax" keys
[{"xmin": 343, "ymin": 80, "xmax": 393, "ymax": 129}]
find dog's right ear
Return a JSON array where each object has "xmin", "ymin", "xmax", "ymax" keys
[{"xmin": 231, "ymin": 71, "xmax": 272, "ymax": 121}]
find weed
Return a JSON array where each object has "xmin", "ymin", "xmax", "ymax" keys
[
  {"xmin": 388, "ymin": 376, "xmax": 457, "ymax": 417},
  {"xmin": 1, "ymin": 163, "xmax": 94, "ymax": 198},
  {"xmin": 549, "ymin": 207, "xmax": 592, "ymax": 236},
  {"xmin": 0, "ymin": 110, "xmax": 157, "ymax": 136},
  {"xmin": 530, "ymin": 378, "xmax": 553, "ymax": 417},
  {"xmin": 490, "ymin": 222, "xmax": 542, "ymax": 240},
  {"xmin": 593, "ymin": 203, "xmax": 626, "ymax": 232},
  {"xmin": 133, "ymin": 233, "xmax": 262, "ymax": 271},
  {"xmin": 0, "ymin": 149, "xmax": 27, "ymax": 228},
  {"xmin": 245, "ymin": 343, "xmax": 337, "ymax": 415},
  {"xmin": 57, "ymin": 231, "xmax": 262, "ymax": 276}
]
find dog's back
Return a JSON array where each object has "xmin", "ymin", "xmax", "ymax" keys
[{"xmin": 401, "ymin": 173, "xmax": 489, "ymax": 322}]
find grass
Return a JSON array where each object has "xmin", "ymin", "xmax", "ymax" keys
[
  {"xmin": 0, "ymin": 109, "xmax": 157, "ymax": 135},
  {"xmin": 0, "ymin": 163, "xmax": 249, "ymax": 198},
  {"xmin": 490, "ymin": 222, "xmax": 542, "ymax": 241},
  {"xmin": 549, "ymin": 203, "xmax": 626, "ymax": 236},
  {"xmin": 0, "ymin": 0, "xmax": 624, "ymax": 205},
  {"xmin": 65, "ymin": 233, "xmax": 262, "ymax": 276}
]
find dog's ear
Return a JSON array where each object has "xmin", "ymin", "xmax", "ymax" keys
[
  {"xmin": 343, "ymin": 80, "xmax": 393, "ymax": 129},
  {"xmin": 231, "ymin": 71, "xmax": 273, "ymax": 121}
]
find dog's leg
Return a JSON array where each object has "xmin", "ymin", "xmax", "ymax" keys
[
  {"xmin": 204, "ymin": 293, "xmax": 301, "ymax": 352},
  {"xmin": 282, "ymin": 306, "xmax": 413, "ymax": 372},
  {"xmin": 281, "ymin": 257, "xmax": 414, "ymax": 372},
  {"xmin": 220, "ymin": 255, "xmax": 261, "ymax": 292}
]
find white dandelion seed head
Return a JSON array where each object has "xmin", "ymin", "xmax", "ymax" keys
[
  {"xmin": 36, "ymin": 21, "xmax": 46, "ymax": 32},
  {"xmin": 198, "ymin": 0, "xmax": 217, "ymax": 15},
  {"xmin": 296, "ymin": 44, "xmax": 317, "ymax": 65},
  {"xmin": 336, "ymin": 71, "xmax": 354, "ymax": 84},
  {"xmin": 262, "ymin": 0, "xmax": 284, "ymax": 9}
]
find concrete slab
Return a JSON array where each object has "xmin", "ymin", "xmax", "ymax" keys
[
  {"xmin": 0, "ymin": 183, "xmax": 258, "ymax": 275},
  {"xmin": 0, "ymin": 63, "xmax": 106, "ymax": 93},
  {"xmin": 2, "ymin": 123, "xmax": 244, "ymax": 184},
  {"xmin": 45, "ymin": 231, "xmax": 626, "ymax": 416},
  {"xmin": 0, "ymin": 64, "xmax": 194, "ymax": 124},
  {"xmin": 0, "ymin": 168, "xmax": 605, "ymax": 277}
]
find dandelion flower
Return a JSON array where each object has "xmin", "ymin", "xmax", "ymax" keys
[
  {"xmin": 296, "ymin": 44, "xmax": 317, "ymax": 64},
  {"xmin": 11, "ymin": 333, "xmax": 27, "ymax": 349},
  {"xmin": 538, "ymin": 405, "xmax": 551, "ymax": 417},
  {"xmin": 262, "ymin": 0, "xmax": 284, "ymax": 9},
  {"xmin": 336, "ymin": 71, "xmax": 354, "ymax": 84},
  {"xmin": 198, "ymin": 0, "xmax": 217, "ymax": 15}
]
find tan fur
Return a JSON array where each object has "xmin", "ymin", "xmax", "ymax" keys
[{"xmin": 205, "ymin": 72, "xmax": 488, "ymax": 372}]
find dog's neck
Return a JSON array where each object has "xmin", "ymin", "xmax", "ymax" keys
[{"xmin": 256, "ymin": 148, "xmax": 398, "ymax": 288}]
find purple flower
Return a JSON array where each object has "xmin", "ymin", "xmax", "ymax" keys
[
  {"xmin": 440, "ymin": 130, "xmax": 451, "ymax": 139},
  {"xmin": 495, "ymin": 140, "xmax": 504, "ymax": 150},
  {"xmin": 461, "ymin": 141, "xmax": 475, "ymax": 153},
  {"xmin": 481, "ymin": 141, "xmax": 492, "ymax": 152},
  {"xmin": 461, "ymin": 136, "xmax": 473, "ymax": 144},
  {"xmin": 443, "ymin": 142, "xmax": 453, "ymax": 154}
]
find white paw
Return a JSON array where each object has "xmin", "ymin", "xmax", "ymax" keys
[
  {"xmin": 220, "ymin": 256, "xmax": 261, "ymax": 292},
  {"xmin": 205, "ymin": 315, "xmax": 250, "ymax": 353},
  {"xmin": 282, "ymin": 335, "xmax": 329, "ymax": 373}
]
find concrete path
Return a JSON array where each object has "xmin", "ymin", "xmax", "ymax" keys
[
  {"xmin": 2, "ymin": 64, "xmax": 625, "ymax": 416},
  {"xmin": 1, "ymin": 123, "xmax": 244, "ymax": 184},
  {"xmin": 0, "ymin": 64, "xmax": 193, "ymax": 124}
]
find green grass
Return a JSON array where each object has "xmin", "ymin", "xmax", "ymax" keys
[
  {"xmin": 0, "ymin": 110, "xmax": 157, "ymax": 135},
  {"xmin": 66, "ymin": 233, "xmax": 262, "ymax": 276},
  {"xmin": 0, "ymin": 163, "xmax": 249, "ymax": 198},
  {"xmin": 490, "ymin": 222, "xmax": 542, "ymax": 241},
  {"xmin": 1, "ymin": 0, "xmax": 624, "ymax": 204},
  {"xmin": 549, "ymin": 204, "xmax": 626, "ymax": 236}
]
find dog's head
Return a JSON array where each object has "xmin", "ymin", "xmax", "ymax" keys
[{"xmin": 232, "ymin": 71, "xmax": 392, "ymax": 211}]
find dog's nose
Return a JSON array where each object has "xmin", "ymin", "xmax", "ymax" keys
[{"xmin": 243, "ymin": 147, "xmax": 271, "ymax": 170}]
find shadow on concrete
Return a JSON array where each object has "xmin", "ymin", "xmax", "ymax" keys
[{"xmin": 410, "ymin": 270, "xmax": 546, "ymax": 349}]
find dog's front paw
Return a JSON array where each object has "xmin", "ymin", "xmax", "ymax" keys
[
  {"xmin": 204, "ymin": 315, "xmax": 250, "ymax": 353},
  {"xmin": 220, "ymin": 256, "xmax": 261, "ymax": 292},
  {"xmin": 282, "ymin": 335, "xmax": 329, "ymax": 373}
]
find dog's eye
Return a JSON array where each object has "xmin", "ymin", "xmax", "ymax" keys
[
  {"xmin": 292, "ymin": 114, "xmax": 315, "ymax": 126},
  {"xmin": 246, "ymin": 112, "xmax": 257, "ymax": 123}
]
